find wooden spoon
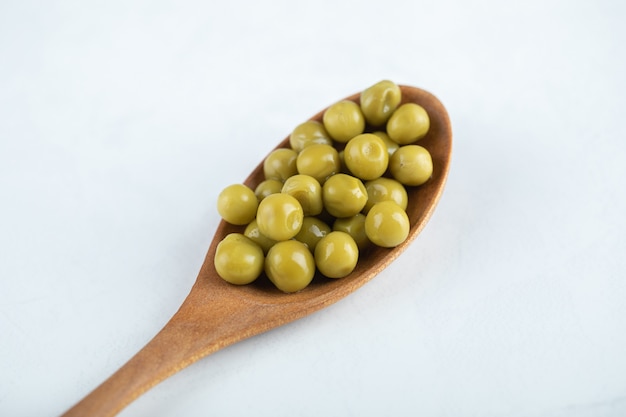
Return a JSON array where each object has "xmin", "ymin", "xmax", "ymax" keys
[{"xmin": 61, "ymin": 85, "xmax": 452, "ymax": 417}]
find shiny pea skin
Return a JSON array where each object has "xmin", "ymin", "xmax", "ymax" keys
[
  {"xmin": 360, "ymin": 80, "xmax": 402, "ymax": 126},
  {"xmin": 265, "ymin": 240, "xmax": 316, "ymax": 293},
  {"xmin": 217, "ymin": 184, "xmax": 258, "ymax": 225},
  {"xmin": 244, "ymin": 219, "xmax": 277, "ymax": 254},
  {"xmin": 333, "ymin": 213, "xmax": 370, "ymax": 251},
  {"xmin": 256, "ymin": 193, "xmax": 304, "ymax": 241},
  {"xmin": 263, "ymin": 148, "xmax": 298, "ymax": 182},
  {"xmin": 389, "ymin": 145, "xmax": 433, "ymax": 186},
  {"xmin": 295, "ymin": 216, "xmax": 331, "ymax": 251},
  {"xmin": 363, "ymin": 177, "xmax": 408, "ymax": 214},
  {"xmin": 343, "ymin": 133, "xmax": 389, "ymax": 181},
  {"xmin": 314, "ymin": 231, "xmax": 359, "ymax": 278},
  {"xmin": 386, "ymin": 103, "xmax": 430, "ymax": 145},
  {"xmin": 372, "ymin": 131, "xmax": 399, "ymax": 156},
  {"xmin": 322, "ymin": 173, "xmax": 368, "ymax": 218},
  {"xmin": 296, "ymin": 143, "xmax": 341, "ymax": 184},
  {"xmin": 364, "ymin": 201, "xmax": 410, "ymax": 248},
  {"xmin": 289, "ymin": 120, "xmax": 333, "ymax": 152},
  {"xmin": 254, "ymin": 179, "xmax": 283, "ymax": 201},
  {"xmin": 281, "ymin": 174, "xmax": 323, "ymax": 216},
  {"xmin": 214, "ymin": 233, "xmax": 264, "ymax": 285},
  {"xmin": 322, "ymin": 100, "xmax": 365, "ymax": 143}
]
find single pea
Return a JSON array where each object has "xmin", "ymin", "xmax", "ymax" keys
[
  {"xmin": 296, "ymin": 143, "xmax": 341, "ymax": 184},
  {"xmin": 389, "ymin": 145, "xmax": 433, "ymax": 186},
  {"xmin": 289, "ymin": 120, "xmax": 333, "ymax": 152},
  {"xmin": 363, "ymin": 177, "xmax": 408, "ymax": 214},
  {"xmin": 217, "ymin": 184, "xmax": 258, "ymax": 225},
  {"xmin": 281, "ymin": 174, "xmax": 323, "ymax": 216},
  {"xmin": 254, "ymin": 179, "xmax": 283, "ymax": 201},
  {"xmin": 244, "ymin": 219, "xmax": 277, "ymax": 254},
  {"xmin": 343, "ymin": 133, "xmax": 389, "ymax": 181},
  {"xmin": 214, "ymin": 233, "xmax": 264, "ymax": 285},
  {"xmin": 295, "ymin": 216, "xmax": 331, "ymax": 252},
  {"xmin": 372, "ymin": 131, "xmax": 399, "ymax": 156},
  {"xmin": 322, "ymin": 173, "xmax": 368, "ymax": 218},
  {"xmin": 314, "ymin": 231, "xmax": 359, "ymax": 279},
  {"xmin": 386, "ymin": 103, "xmax": 430, "ymax": 145},
  {"xmin": 360, "ymin": 80, "xmax": 402, "ymax": 126},
  {"xmin": 256, "ymin": 193, "xmax": 304, "ymax": 241},
  {"xmin": 333, "ymin": 214, "xmax": 370, "ymax": 251},
  {"xmin": 263, "ymin": 148, "xmax": 298, "ymax": 182},
  {"xmin": 265, "ymin": 240, "xmax": 316, "ymax": 293},
  {"xmin": 322, "ymin": 100, "xmax": 365, "ymax": 143},
  {"xmin": 364, "ymin": 201, "xmax": 410, "ymax": 248}
]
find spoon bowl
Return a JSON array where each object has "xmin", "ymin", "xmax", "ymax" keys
[{"xmin": 61, "ymin": 85, "xmax": 452, "ymax": 417}]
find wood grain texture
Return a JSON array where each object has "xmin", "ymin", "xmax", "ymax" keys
[{"xmin": 61, "ymin": 85, "xmax": 452, "ymax": 417}]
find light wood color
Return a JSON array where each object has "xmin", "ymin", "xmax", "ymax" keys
[{"xmin": 61, "ymin": 85, "xmax": 452, "ymax": 417}]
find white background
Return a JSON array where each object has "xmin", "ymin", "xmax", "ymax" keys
[{"xmin": 1, "ymin": 1, "xmax": 625, "ymax": 416}]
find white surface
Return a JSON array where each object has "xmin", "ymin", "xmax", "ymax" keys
[{"xmin": 1, "ymin": 0, "xmax": 625, "ymax": 416}]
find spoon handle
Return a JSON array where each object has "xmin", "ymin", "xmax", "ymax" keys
[
  {"xmin": 61, "ymin": 319, "xmax": 197, "ymax": 417},
  {"xmin": 60, "ymin": 274, "xmax": 268, "ymax": 417}
]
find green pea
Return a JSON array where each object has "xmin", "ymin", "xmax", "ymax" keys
[
  {"xmin": 333, "ymin": 214, "xmax": 370, "ymax": 251},
  {"xmin": 217, "ymin": 184, "xmax": 258, "ymax": 225},
  {"xmin": 343, "ymin": 133, "xmax": 389, "ymax": 181},
  {"xmin": 281, "ymin": 174, "xmax": 323, "ymax": 216},
  {"xmin": 322, "ymin": 173, "xmax": 368, "ymax": 218},
  {"xmin": 363, "ymin": 177, "xmax": 408, "ymax": 214},
  {"xmin": 265, "ymin": 240, "xmax": 316, "ymax": 293},
  {"xmin": 322, "ymin": 100, "xmax": 365, "ymax": 143},
  {"xmin": 256, "ymin": 193, "xmax": 304, "ymax": 241},
  {"xmin": 295, "ymin": 216, "xmax": 331, "ymax": 252},
  {"xmin": 296, "ymin": 143, "xmax": 341, "ymax": 184},
  {"xmin": 289, "ymin": 120, "xmax": 333, "ymax": 152},
  {"xmin": 314, "ymin": 231, "xmax": 359, "ymax": 279},
  {"xmin": 386, "ymin": 103, "xmax": 430, "ymax": 145},
  {"xmin": 364, "ymin": 201, "xmax": 410, "ymax": 248},
  {"xmin": 389, "ymin": 145, "xmax": 433, "ymax": 186},
  {"xmin": 244, "ymin": 219, "xmax": 277, "ymax": 254},
  {"xmin": 360, "ymin": 80, "xmax": 402, "ymax": 126},
  {"xmin": 263, "ymin": 148, "xmax": 298, "ymax": 182},
  {"xmin": 372, "ymin": 131, "xmax": 399, "ymax": 156},
  {"xmin": 254, "ymin": 179, "xmax": 283, "ymax": 201},
  {"xmin": 214, "ymin": 233, "xmax": 264, "ymax": 285}
]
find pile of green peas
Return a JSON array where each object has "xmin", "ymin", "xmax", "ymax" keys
[{"xmin": 214, "ymin": 80, "xmax": 433, "ymax": 293}]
